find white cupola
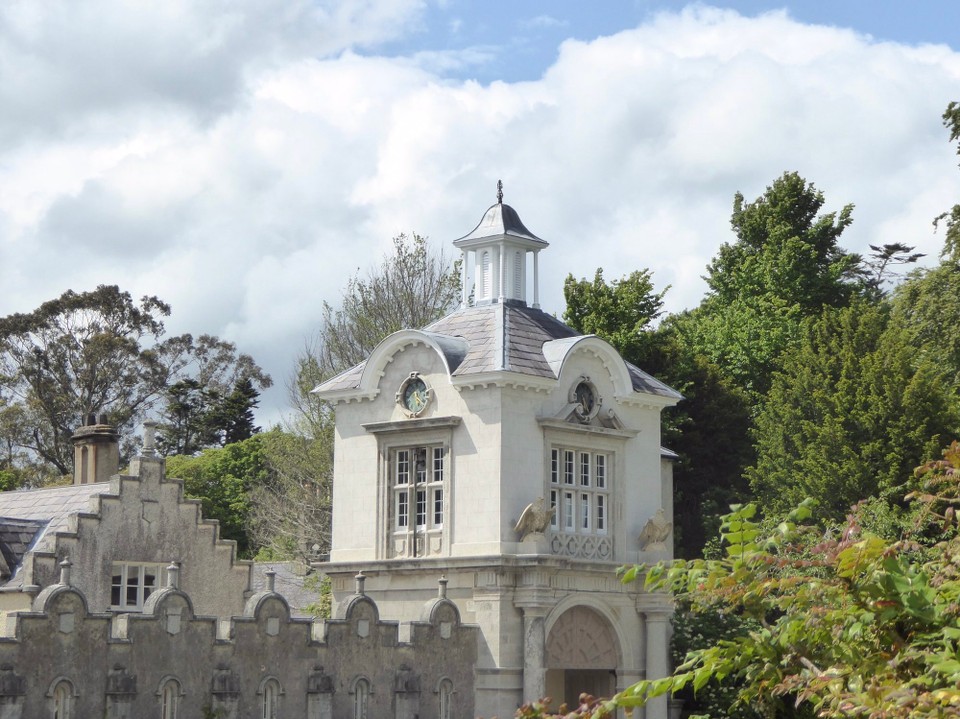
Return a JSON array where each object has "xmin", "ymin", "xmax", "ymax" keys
[{"xmin": 453, "ymin": 181, "xmax": 549, "ymax": 308}]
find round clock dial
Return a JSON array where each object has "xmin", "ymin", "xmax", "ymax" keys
[
  {"xmin": 575, "ymin": 382, "xmax": 595, "ymax": 414},
  {"xmin": 402, "ymin": 376, "xmax": 429, "ymax": 414}
]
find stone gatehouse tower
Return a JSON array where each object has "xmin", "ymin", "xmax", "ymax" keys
[{"xmin": 315, "ymin": 188, "xmax": 681, "ymax": 718}]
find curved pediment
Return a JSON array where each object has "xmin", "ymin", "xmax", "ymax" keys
[
  {"xmin": 359, "ymin": 330, "xmax": 469, "ymax": 391},
  {"xmin": 542, "ymin": 336, "xmax": 634, "ymax": 397}
]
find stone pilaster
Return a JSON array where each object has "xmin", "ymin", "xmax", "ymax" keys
[
  {"xmin": 514, "ymin": 568, "xmax": 554, "ymax": 705},
  {"xmin": 636, "ymin": 592, "xmax": 673, "ymax": 719}
]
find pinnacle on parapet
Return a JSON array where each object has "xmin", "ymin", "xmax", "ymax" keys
[
  {"xmin": 142, "ymin": 420, "xmax": 158, "ymax": 457},
  {"xmin": 59, "ymin": 558, "xmax": 72, "ymax": 587},
  {"xmin": 355, "ymin": 571, "xmax": 366, "ymax": 595},
  {"xmin": 438, "ymin": 575, "xmax": 448, "ymax": 599},
  {"xmin": 266, "ymin": 569, "xmax": 276, "ymax": 592},
  {"xmin": 167, "ymin": 562, "xmax": 180, "ymax": 589}
]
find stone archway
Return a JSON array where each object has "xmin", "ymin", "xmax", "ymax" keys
[{"xmin": 545, "ymin": 605, "xmax": 619, "ymax": 708}]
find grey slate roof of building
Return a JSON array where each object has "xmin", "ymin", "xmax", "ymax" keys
[
  {"xmin": 453, "ymin": 202, "xmax": 548, "ymax": 247},
  {"xmin": 0, "ymin": 482, "xmax": 114, "ymax": 574},
  {"xmin": 316, "ymin": 302, "xmax": 681, "ymax": 400},
  {"xmin": 0, "ymin": 518, "xmax": 48, "ymax": 580},
  {"xmin": 252, "ymin": 562, "xmax": 322, "ymax": 619}
]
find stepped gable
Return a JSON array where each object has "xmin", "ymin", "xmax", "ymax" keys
[{"xmin": 0, "ymin": 483, "xmax": 113, "ymax": 588}]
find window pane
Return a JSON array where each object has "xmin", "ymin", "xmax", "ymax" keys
[
  {"xmin": 596, "ymin": 454, "xmax": 606, "ymax": 488},
  {"xmin": 416, "ymin": 489, "xmax": 427, "ymax": 528},
  {"xmin": 596, "ymin": 495, "xmax": 606, "ymax": 532},
  {"xmin": 397, "ymin": 491, "xmax": 408, "ymax": 528},
  {"xmin": 126, "ymin": 567, "xmax": 139, "ymax": 605},
  {"xmin": 433, "ymin": 448, "xmax": 444, "ymax": 482},
  {"xmin": 111, "ymin": 569, "xmax": 123, "ymax": 606},
  {"xmin": 414, "ymin": 447, "xmax": 427, "ymax": 483},
  {"xmin": 549, "ymin": 490, "xmax": 558, "ymax": 529},
  {"xmin": 580, "ymin": 453, "xmax": 590, "ymax": 486},
  {"xmin": 396, "ymin": 450, "xmax": 409, "ymax": 485},
  {"xmin": 563, "ymin": 451, "xmax": 574, "ymax": 485},
  {"xmin": 433, "ymin": 489, "xmax": 443, "ymax": 527},
  {"xmin": 551, "ymin": 449, "xmax": 559, "ymax": 484},
  {"xmin": 581, "ymin": 492, "xmax": 590, "ymax": 530},
  {"xmin": 563, "ymin": 492, "xmax": 574, "ymax": 530}
]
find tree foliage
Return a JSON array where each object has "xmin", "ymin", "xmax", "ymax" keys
[
  {"xmin": 690, "ymin": 172, "xmax": 862, "ymax": 399},
  {"xmin": 249, "ymin": 427, "xmax": 334, "ymax": 562},
  {"xmin": 256, "ymin": 233, "xmax": 457, "ymax": 562},
  {"xmin": 311, "ymin": 233, "xmax": 460, "ymax": 377},
  {"xmin": 563, "ymin": 268, "xmax": 753, "ymax": 557},
  {"xmin": 563, "ymin": 268, "xmax": 666, "ymax": 361},
  {"xmin": 936, "ymin": 101, "xmax": 960, "ymax": 261},
  {"xmin": 0, "ymin": 286, "xmax": 174, "ymax": 476},
  {"xmin": 0, "ymin": 286, "xmax": 271, "ymax": 480},
  {"xmin": 748, "ymin": 300, "xmax": 958, "ymax": 519},
  {"xmin": 165, "ymin": 434, "xmax": 271, "ymax": 558},
  {"xmin": 611, "ymin": 442, "xmax": 960, "ymax": 719}
]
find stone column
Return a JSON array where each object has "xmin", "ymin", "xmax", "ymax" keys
[
  {"xmin": 521, "ymin": 608, "xmax": 547, "ymax": 702},
  {"xmin": 532, "ymin": 249, "xmax": 540, "ymax": 308},
  {"xmin": 515, "ymin": 572, "xmax": 553, "ymax": 706},
  {"xmin": 637, "ymin": 594, "xmax": 673, "ymax": 719}
]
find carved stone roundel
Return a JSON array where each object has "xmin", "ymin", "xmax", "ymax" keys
[{"xmin": 546, "ymin": 605, "xmax": 619, "ymax": 669}]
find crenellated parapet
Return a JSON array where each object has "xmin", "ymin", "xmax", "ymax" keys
[{"xmin": 0, "ymin": 572, "xmax": 476, "ymax": 719}]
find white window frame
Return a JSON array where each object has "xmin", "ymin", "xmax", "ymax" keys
[
  {"xmin": 110, "ymin": 562, "xmax": 167, "ymax": 611},
  {"xmin": 549, "ymin": 446, "xmax": 610, "ymax": 537},
  {"xmin": 391, "ymin": 444, "xmax": 446, "ymax": 555}
]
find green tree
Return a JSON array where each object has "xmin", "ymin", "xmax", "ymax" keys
[
  {"xmin": 563, "ymin": 271, "xmax": 753, "ymax": 556},
  {"xmin": 892, "ymin": 101, "xmax": 960, "ymax": 381},
  {"xmin": 0, "ymin": 287, "xmax": 271, "ymax": 480},
  {"xmin": 690, "ymin": 172, "xmax": 863, "ymax": 399},
  {"xmin": 563, "ymin": 268, "xmax": 666, "ymax": 361},
  {"xmin": 254, "ymin": 234, "xmax": 458, "ymax": 562},
  {"xmin": 165, "ymin": 434, "xmax": 270, "ymax": 557},
  {"xmin": 610, "ymin": 443, "xmax": 960, "ymax": 718},
  {"xmin": 936, "ymin": 100, "xmax": 960, "ymax": 260},
  {"xmin": 311, "ymin": 233, "xmax": 460, "ymax": 376},
  {"xmin": 250, "ymin": 427, "xmax": 334, "ymax": 562},
  {"xmin": 748, "ymin": 299, "xmax": 958, "ymax": 519},
  {"xmin": 0, "ymin": 286, "xmax": 175, "ymax": 475}
]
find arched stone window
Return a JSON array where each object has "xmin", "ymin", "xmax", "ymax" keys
[
  {"xmin": 437, "ymin": 677, "xmax": 454, "ymax": 719},
  {"xmin": 258, "ymin": 677, "xmax": 282, "ymax": 719},
  {"xmin": 158, "ymin": 677, "xmax": 182, "ymax": 719},
  {"xmin": 352, "ymin": 677, "xmax": 371, "ymax": 719},
  {"xmin": 48, "ymin": 678, "xmax": 76, "ymax": 719}
]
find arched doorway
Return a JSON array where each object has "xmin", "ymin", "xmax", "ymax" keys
[{"xmin": 545, "ymin": 605, "xmax": 620, "ymax": 709}]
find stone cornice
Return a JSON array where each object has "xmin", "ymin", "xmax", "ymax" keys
[{"xmin": 361, "ymin": 416, "xmax": 462, "ymax": 435}]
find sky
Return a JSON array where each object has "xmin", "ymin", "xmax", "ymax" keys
[{"xmin": 1, "ymin": 0, "xmax": 959, "ymax": 426}]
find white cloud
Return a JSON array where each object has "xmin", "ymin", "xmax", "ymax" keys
[{"xmin": 1, "ymin": 2, "xmax": 959, "ymax": 424}]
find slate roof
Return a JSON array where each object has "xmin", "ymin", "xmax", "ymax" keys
[
  {"xmin": 0, "ymin": 518, "xmax": 47, "ymax": 580},
  {"xmin": 453, "ymin": 202, "xmax": 549, "ymax": 247},
  {"xmin": 252, "ymin": 562, "xmax": 323, "ymax": 619},
  {"xmin": 315, "ymin": 302, "xmax": 682, "ymax": 400},
  {"xmin": 0, "ymin": 482, "xmax": 114, "ymax": 585}
]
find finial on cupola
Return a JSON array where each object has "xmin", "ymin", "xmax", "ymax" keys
[{"xmin": 497, "ymin": 179, "xmax": 503, "ymax": 204}]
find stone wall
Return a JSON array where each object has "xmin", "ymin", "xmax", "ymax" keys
[{"xmin": 0, "ymin": 572, "xmax": 476, "ymax": 719}]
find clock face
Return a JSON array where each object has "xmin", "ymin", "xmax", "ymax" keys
[
  {"xmin": 402, "ymin": 376, "xmax": 429, "ymax": 414},
  {"xmin": 575, "ymin": 382, "xmax": 595, "ymax": 413}
]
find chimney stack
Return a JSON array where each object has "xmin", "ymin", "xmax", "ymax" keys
[{"xmin": 71, "ymin": 415, "xmax": 119, "ymax": 485}]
